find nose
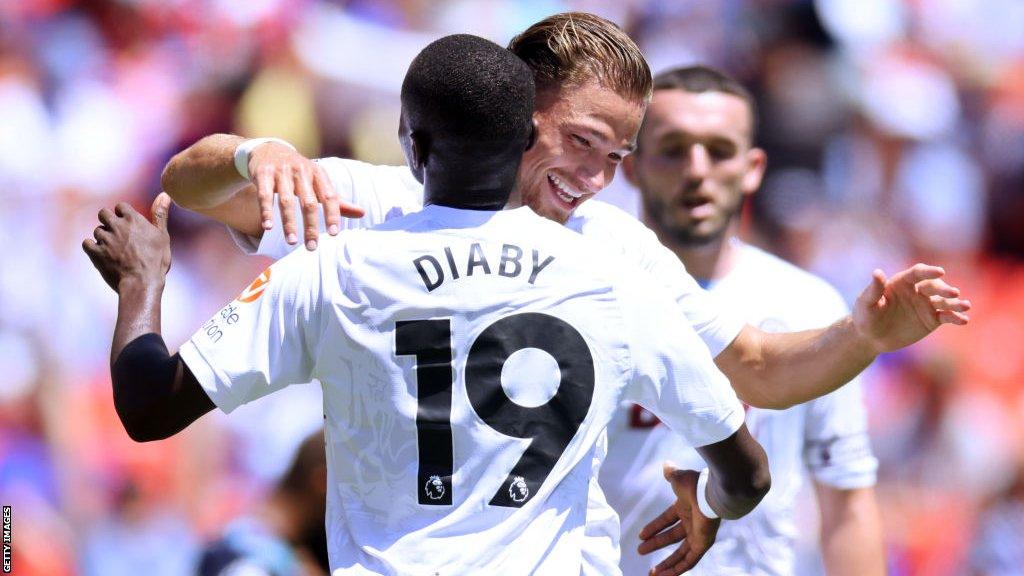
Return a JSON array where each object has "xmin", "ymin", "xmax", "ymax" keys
[
  {"xmin": 578, "ymin": 167, "xmax": 607, "ymax": 192},
  {"xmin": 575, "ymin": 156, "xmax": 611, "ymax": 193},
  {"xmin": 686, "ymin": 145, "xmax": 711, "ymax": 180}
]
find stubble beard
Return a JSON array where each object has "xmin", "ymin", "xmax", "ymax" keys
[{"xmin": 643, "ymin": 193, "xmax": 740, "ymax": 248}]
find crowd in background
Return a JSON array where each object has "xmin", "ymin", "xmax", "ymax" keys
[{"xmin": 1, "ymin": 0, "xmax": 1023, "ymax": 574}]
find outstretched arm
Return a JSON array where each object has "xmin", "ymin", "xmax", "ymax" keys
[
  {"xmin": 637, "ymin": 424, "xmax": 770, "ymax": 576},
  {"xmin": 83, "ymin": 194, "xmax": 214, "ymax": 441},
  {"xmin": 161, "ymin": 133, "xmax": 362, "ymax": 248},
  {"xmin": 717, "ymin": 264, "xmax": 970, "ymax": 409}
]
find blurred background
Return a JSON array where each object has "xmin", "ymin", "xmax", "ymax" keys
[{"xmin": 1, "ymin": 0, "xmax": 1023, "ymax": 574}]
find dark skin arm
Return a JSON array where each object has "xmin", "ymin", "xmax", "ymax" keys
[
  {"xmin": 636, "ymin": 424, "xmax": 770, "ymax": 576},
  {"xmin": 83, "ymin": 194, "xmax": 214, "ymax": 442}
]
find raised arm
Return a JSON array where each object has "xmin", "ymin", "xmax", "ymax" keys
[
  {"xmin": 83, "ymin": 194, "xmax": 214, "ymax": 441},
  {"xmin": 161, "ymin": 133, "xmax": 362, "ymax": 248},
  {"xmin": 717, "ymin": 264, "xmax": 971, "ymax": 409}
]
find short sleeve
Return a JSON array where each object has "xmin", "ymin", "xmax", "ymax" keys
[
  {"xmin": 797, "ymin": 283, "xmax": 878, "ymax": 488},
  {"xmin": 636, "ymin": 232, "xmax": 745, "ymax": 357},
  {"xmin": 179, "ymin": 248, "xmax": 324, "ymax": 414},
  {"xmin": 803, "ymin": 376, "xmax": 878, "ymax": 489},
  {"xmin": 618, "ymin": 277, "xmax": 744, "ymax": 448},
  {"xmin": 236, "ymin": 158, "xmax": 424, "ymax": 260},
  {"xmin": 568, "ymin": 202, "xmax": 745, "ymax": 357}
]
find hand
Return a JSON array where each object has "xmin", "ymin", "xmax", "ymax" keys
[
  {"xmin": 248, "ymin": 143, "xmax": 365, "ymax": 250},
  {"xmin": 852, "ymin": 264, "xmax": 971, "ymax": 353},
  {"xmin": 637, "ymin": 463, "xmax": 721, "ymax": 576},
  {"xmin": 83, "ymin": 193, "xmax": 173, "ymax": 292}
]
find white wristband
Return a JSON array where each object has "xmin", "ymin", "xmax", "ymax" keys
[
  {"xmin": 233, "ymin": 137, "xmax": 297, "ymax": 181},
  {"xmin": 696, "ymin": 467, "xmax": 719, "ymax": 519}
]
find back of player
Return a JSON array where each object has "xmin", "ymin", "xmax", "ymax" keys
[
  {"xmin": 183, "ymin": 203, "xmax": 746, "ymax": 574},
  {"xmin": 171, "ymin": 34, "xmax": 756, "ymax": 575}
]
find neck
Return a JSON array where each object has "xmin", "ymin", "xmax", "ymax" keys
[
  {"xmin": 421, "ymin": 169, "xmax": 514, "ymax": 211},
  {"xmin": 645, "ymin": 217, "xmax": 741, "ymax": 283}
]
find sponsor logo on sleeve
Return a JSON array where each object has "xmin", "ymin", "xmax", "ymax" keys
[{"xmin": 238, "ymin": 267, "xmax": 271, "ymax": 303}]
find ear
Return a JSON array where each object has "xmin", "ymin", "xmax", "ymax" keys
[
  {"xmin": 524, "ymin": 118, "xmax": 538, "ymax": 152},
  {"xmin": 741, "ymin": 147, "xmax": 767, "ymax": 197},
  {"xmin": 409, "ymin": 131, "xmax": 430, "ymax": 170}
]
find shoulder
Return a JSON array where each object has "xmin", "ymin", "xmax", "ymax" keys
[
  {"xmin": 569, "ymin": 200, "xmax": 658, "ymax": 239},
  {"xmin": 730, "ymin": 243, "xmax": 849, "ymax": 324},
  {"xmin": 314, "ymin": 157, "xmax": 413, "ymax": 183},
  {"xmin": 315, "ymin": 157, "xmax": 423, "ymax": 205}
]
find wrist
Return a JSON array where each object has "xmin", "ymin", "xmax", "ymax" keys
[
  {"xmin": 117, "ymin": 274, "xmax": 165, "ymax": 295},
  {"xmin": 696, "ymin": 468, "xmax": 719, "ymax": 520},
  {"xmin": 845, "ymin": 314, "xmax": 884, "ymax": 357},
  {"xmin": 233, "ymin": 137, "xmax": 297, "ymax": 181}
]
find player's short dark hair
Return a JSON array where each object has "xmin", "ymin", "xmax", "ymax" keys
[
  {"xmin": 509, "ymin": 12, "xmax": 652, "ymax": 103},
  {"xmin": 401, "ymin": 34, "xmax": 534, "ymax": 149},
  {"xmin": 651, "ymin": 65, "xmax": 758, "ymax": 140}
]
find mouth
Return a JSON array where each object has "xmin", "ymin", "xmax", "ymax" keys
[
  {"xmin": 681, "ymin": 195, "xmax": 715, "ymax": 219},
  {"xmin": 546, "ymin": 173, "xmax": 586, "ymax": 208}
]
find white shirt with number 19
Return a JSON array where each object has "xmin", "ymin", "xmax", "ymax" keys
[{"xmin": 193, "ymin": 204, "xmax": 744, "ymax": 575}]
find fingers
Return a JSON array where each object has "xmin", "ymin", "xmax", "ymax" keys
[
  {"xmin": 338, "ymin": 198, "xmax": 365, "ymax": 218},
  {"xmin": 314, "ymin": 165, "xmax": 341, "ymax": 236},
  {"xmin": 98, "ymin": 207, "xmax": 115, "ymax": 228},
  {"xmin": 82, "ymin": 238, "xmax": 108, "ymax": 275},
  {"xmin": 275, "ymin": 167, "xmax": 300, "ymax": 246},
  {"xmin": 928, "ymin": 295, "xmax": 972, "ymax": 313},
  {"xmin": 255, "ymin": 172, "xmax": 275, "ymax": 231},
  {"xmin": 93, "ymin": 224, "xmax": 112, "ymax": 245},
  {"xmin": 639, "ymin": 504, "xmax": 680, "ymax": 541},
  {"xmin": 916, "ymin": 278, "xmax": 960, "ymax": 298},
  {"xmin": 82, "ymin": 237, "xmax": 101, "ymax": 257},
  {"xmin": 908, "ymin": 263, "xmax": 945, "ymax": 283},
  {"xmin": 150, "ymin": 192, "xmax": 172, "ymax": 231},
  {"xmin": 857, "ymin": 269, "xmax": 887, "ymax": 307},
  {"xmin": 256, "ymin": 165, "xmax": 285, "ymax": 236},
  {"xmin": 296, "ymin": 167, "xmax": 320, "ymax": 250},
  {"xmin": 936, "ymin": 310, "xmax": 970, "ymax": 325},
  {"xmin": 638, "ymin": 523, "xmax": 686, "ymax": 555},
  {"xmin": 652, "ymin": 546, "xmax": 700, "ymax": 576}
]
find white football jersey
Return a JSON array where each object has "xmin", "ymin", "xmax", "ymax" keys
[
  {"xmin": 600, "ymin": 240, "xmax": 879, "ymax": 576},
  {"xmin": 231, "ymin": 159, "xmax": 746, "ymax": 357},
  {"xmin": 191, "ymin": 204, "xmax": 744, "ymax": 575}
]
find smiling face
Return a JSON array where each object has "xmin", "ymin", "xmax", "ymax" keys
[
  {"xmin": 514, "ymin": 80, "xmax": 646, "ymax": 223},
  {"xmin": 626, "ymin": 88, "xmax": 766, "ymax": 246}
]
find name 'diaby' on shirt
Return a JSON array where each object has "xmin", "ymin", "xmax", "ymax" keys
[{"xmin": 412, "ymin": 242, "xmax": 555, "ymax": 292}]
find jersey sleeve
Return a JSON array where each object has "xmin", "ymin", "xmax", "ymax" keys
[
  {"xmin": 179, "ymin": 247, "xmax": 325, "ymax": 414},
  {"xmin": 617, "ymin": 277, "xmax": 745, "ymax": 448},
  {"xmin": 802, "ymin": 377, "xmax": 878, "ymax": 489},
  {"xmin": 634, "ymin": 228, "xmax": 745, "ymax": 357},
  {"xmin": 230, "ymin": 158, "xmax": 424, "ymax": 260},
  {"xmin": 571, "ymin": 202, "xmax": 745, "ymax": 357},
  {"xmin": 800, "ymin": 288, "xmax": 878, "ymax": 489}
]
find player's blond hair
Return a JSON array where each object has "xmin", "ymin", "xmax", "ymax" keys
[{"xmin": 508, "ymin": 12, "xmax": 652, "ymax": 103}]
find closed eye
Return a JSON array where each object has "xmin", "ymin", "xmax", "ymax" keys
[{"xmin": 570, "ymin": 134, "xmax": 592, "ymax": 149}]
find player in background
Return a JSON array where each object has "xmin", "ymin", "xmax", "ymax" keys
[
  {"xmin": 161, "ymin": 12, "xmax": 970, "ymax": 414},
  {"xmin": 83, "ymin": 35, "xmax": 770, "ymax": 574},
  {"xmin": 198, "ymin": 430, "xmax": 330, "ymax": 576},
  {"xmin": 603, "ymin": 65, "xmax": 886, "ymax": 575}
]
